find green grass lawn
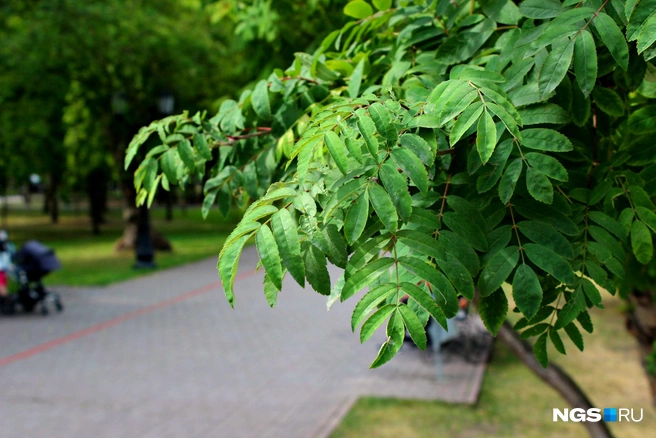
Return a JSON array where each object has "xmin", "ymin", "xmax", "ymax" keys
[
  {"xmin": 331, "ymin": 295, "xmax": 655, "ymax": 438},
  {"xmin": 2, "ymin": 206, "xmax": 240, "ymax": 286}
]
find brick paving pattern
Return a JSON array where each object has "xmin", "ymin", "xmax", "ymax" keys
[{"xmin": 0, "ymin": 247, "xmax": 491, "ymax": 438}]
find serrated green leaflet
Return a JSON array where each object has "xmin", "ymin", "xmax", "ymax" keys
[
  {"xmin": 263, "ymin": 273, "xmax": 279, "ymax": 308},
  {"xmin": 399, "ymin": 305, "xmax": 427, "ymax": 350},
  {"xmin": 351, "ymin": 283, "xmax": 397, "ymax": 331},
  {"xmin": 360, "ymin": 304, "xmax": 395, "ymax": 343},
  {"xmin": 592, "ymin": 12, "xmax": 629, "ymax": 71},
  {"xmin": 555, "ymin": 288, "xmax": 586, "ymax": 329},
  {"xmin": 349, "ymin": 59, "xmax": 365, "ymax": 98},
  {"xmin": 525, "ymin": 152, "xmax": 568, "ymax": 182},
  {"xmin": 631, "ymin": 220, "xmax": 653, "ymax": 264},
  {"xmin": 252, "ymin": 80, "xmax": 272, "ymax": 120},
  {"xmin": 218, "ymin": 234, "xmax": 250, "ymax": 308},
  {"xmin": 592, "ymin": 87, "xmax": 625, "ymax": 117},
  {"xmin": 564, "ymin": 322, "xmax": 584, "ymax": 351},
  {"xmin": 513, "ymin": 199, "xmax": 578, "ymax": 235},
  {"xmin": 450, "ymin": 101, "xmax": 484, "ymax": 146},
  {"xmin": 369, "ymin": 102, "xmax": 397, "ymax": 143},
  {"xmin": 479, "ymin": 288, "xmax": 508, "ymax": 336},
  {"xmin": 398, "ymin": 256, "xmax": 459, "ymax": 318},
  {"xmin": 324, "ymin": 131, "xmax": 349, "ymax": 174},
  {"xmin": 582, "ymin": 278, "xmax": 603, "ymax": 308},
  {"xmin": 391, "ymin": 148, "xmax": 429, "ymax": 195},
  {"xmin": 401, "ymin": 282, "xmax": 447, "ymax": 329},
  {"xmin": 342, "ymin": 257, "xmax": 395, "ymax": 301},
  {"xmin": 573, "ymin": 31, "xmax": 597, "ymax": 97},
  {"xmin": 499, "ymin": 158, "xmax": 523, "ymax": 204},
  {"xmin": 526, "ymin": 167, "xmax": 554, "ymax": 204},
  {"xmin": 588, "ymin": 211, "xmax": 627, "ymax": 242},
  {"xmin": 518, "ymin": 104, "xmax": 570, "ymax": 125},
  {"xmin": 271, "ymin": 209, "xmax": 305, "ymax": 287},
  {"xmin": 356, "ymin": 112, "xmax": 379, "ymax": 158},
  {"xmin": 519, "ymin": 0, "xmax": 562, "ymax": 19},
  {"xmin": 368, "ymin": 183, "xmax": 398, "ymax": 232},
  {"xmin": 370, "ymin": 310, "xmax": 405, "ymax": 368},
  {"xmin": 524, "ymin": 243, "xmax": 575, "ymax": 284},
  {"xmin": 533, "ymin": 333, "xmax": 549, "ymax": 367},
  {"xmin": 379, "ymin": 161, "xmax": 413, "ymax": 221},
  {"xmin": 323, "ymin": 178, "xmax": 367, "ymax": 219},
  {"xmin": 512, "ymin": 263, "xmax": 543, "ymax": 320},
  {"xmin": 478, "ymin": 246, "xmax": 519, "ymax": 296},
  {"xmin": 303, "ymin": 243, "xmax": 331, "ymax": 295},
  {"xmin": 517, "ymin": 221, "xmax": 574, "ymax": 259},
  {"xmin": 443, "ymin": 212, "xmax": 489, "ymax": 251},
  {"xmin": 256, "ymin": 225, "xmax": 283, "ymax": 290},
  {"xmin": 177, "ymin": 139, "xmax": 195, "ymax": 173},
  {"xmin": 628, "ymin": 106, "xmax": 656, "ymax": 134},
  {"xmin": 636, "ymin": 207, "xmax": 656, "ymax": 233},
  {"xmin": 399, "ymin": 134, "xmax": 433, "ymax": 165},
  {"xmin": 521, "ymin": 128, "xmax": 573, "ymax": 152},
  {"xmin": 323, "ymin": 225, "xmax": 348, "ymax": 268},
  {"xmin": 439, "ymin": 230, "xmax": 480, "ymax": 276},
  {"xmin": 476, "ymin": 109, "xmax": 498, "ymax": 164},
  {"xmin": 539, "ymin": 38, "xmax": 575, "ymax": 98},
  {"xmin": 549, "ymin": 328, "xmax": 566, "ymax": 354},
  {"xmin": 345, "ymin": 188, "xmax": 370, "ymax": 244}
]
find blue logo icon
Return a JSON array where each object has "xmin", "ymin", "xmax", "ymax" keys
[{"xmin": 604, "ymin": 408, "xmax": 617, "ymax": 422}]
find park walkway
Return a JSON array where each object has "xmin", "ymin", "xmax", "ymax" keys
[{"xmin": 0, "ymin": 247, "xmax": 491, "ymax": 438}]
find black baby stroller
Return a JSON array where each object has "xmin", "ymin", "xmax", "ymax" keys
[{"xmin": 13, "ymin": 240, "xmax": 64, "ymax": 315}]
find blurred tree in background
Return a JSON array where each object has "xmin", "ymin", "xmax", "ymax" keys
[{"xmin": 0, "ymin": 0, "xmax": 347, "ymax": 240}]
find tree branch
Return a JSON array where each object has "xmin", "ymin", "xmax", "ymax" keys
[{"xmin": 497, "ymin": 321, "xmax": 614, "ymax": 438}]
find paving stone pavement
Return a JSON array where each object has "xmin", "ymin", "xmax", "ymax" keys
[{"xmin": 0, "ymin": 246, "xmax": 492, "ymax": 438}]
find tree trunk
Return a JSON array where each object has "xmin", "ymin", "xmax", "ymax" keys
[
  {"xmin": 45, "ymin": 173, "xmax": 59, "ymax": 224},
  {"xmin": 87, "ymin": 167, "xmax": 109, "ymax": 235},
  {"xmin": 626, "ymin": 289, "xmax": 656, "ymax": 406},
  {"xmin": 114, "ymin": 182, "xmax": 172, "ymax": 252},
  {"xmin": 498, "ymin": 321, "xmax": 614, "ymax": 438}
]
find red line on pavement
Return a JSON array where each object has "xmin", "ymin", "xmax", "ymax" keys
[{"xmin": 0, "ymin": 270, "xmax": 257, "ymax": 368}]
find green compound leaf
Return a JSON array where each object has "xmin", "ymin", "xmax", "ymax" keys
[{"xmin": 478, "ymin": 246, "xmax": 520, "ymax": 297}]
